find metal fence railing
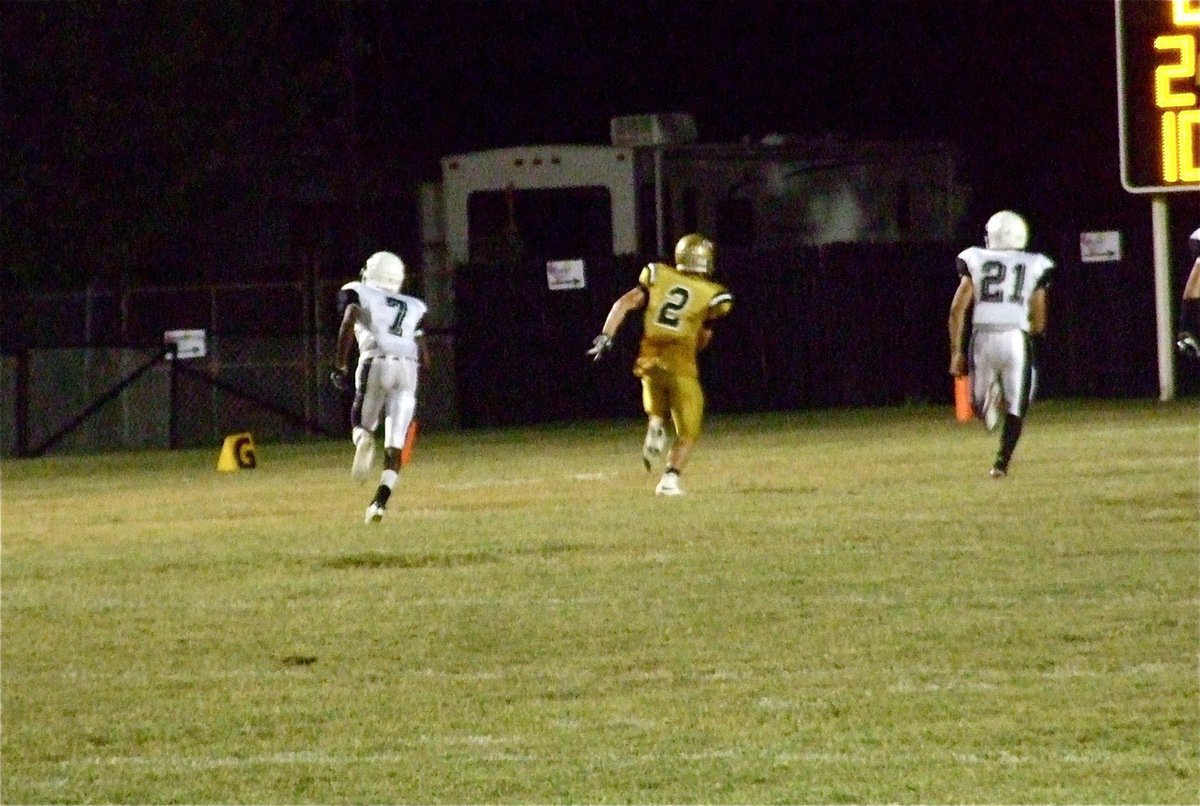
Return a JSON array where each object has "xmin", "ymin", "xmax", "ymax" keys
[{"xmin": 1, "ymin": 279, "xmax": 459, "ymax": 458}]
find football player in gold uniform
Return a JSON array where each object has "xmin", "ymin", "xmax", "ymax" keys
[{"xmin": 588, "ymin": 234, "xmax": 734, "ymax": 495}]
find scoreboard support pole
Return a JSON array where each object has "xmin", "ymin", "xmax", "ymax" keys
[
  {"xmin": 1152, "ymin": 194, "xmax": 1176, "ymax": 402},
  {"xmin": 1115, "ymin": 0, "xmax": 1199, "ymax": 401}
]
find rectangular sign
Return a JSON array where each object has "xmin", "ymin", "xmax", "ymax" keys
[
  {"xmin": 546, "ymin": 259, "xmax": 586, "ymax": 290},
  {"xmin": 1080, "ymin": 231, "xmax": 1123, "ymax": 263},
  {"xmin": 163, "ymin": 329, "xmax": 207, "ymax": 359}
]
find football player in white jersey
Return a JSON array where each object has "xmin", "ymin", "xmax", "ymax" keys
[
  {"xmin": 948, "ymin": 210, "xmax": 1055, "ymax": 478},
  {"xmin": 331, "ymin": 251, "xmax": 430, "ymax": 523},
  {"xmin": 1176, "ymin": 227, "xmax": 1200, "ymax": 360}
]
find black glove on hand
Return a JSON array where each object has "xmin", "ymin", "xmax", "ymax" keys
[
  {"xmin": 329, "ymin": 367, "xmax": 351, "ymax": 391},
  {"xmin": 1177, "ymin": 332, "xmax": 1200, "ymax": 361},
  {"xmin": 586, "ymin": 334, "xmax": 613, "ymax": 362}
]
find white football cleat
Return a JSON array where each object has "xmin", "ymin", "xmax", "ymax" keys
[
  {"xmin": 364, "ymin": 502, "xmax": 385, "ymax": 523},
  {"xmin": 982, "ymin": 381, "xmax": 1002, "ymax": 432},
  {"xmin": 642, "ymin": 423, "xmax": 667, "ymax": 471},
  {"xmin": 655, "ymin": 472, "xmax": 684, "ymax": 496},
  {"xmin": 351, "ymin": 429, "xmax": 376, "ymax": 482}
]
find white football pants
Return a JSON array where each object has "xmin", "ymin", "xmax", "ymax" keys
[
  {"xmin": 353, "ymin": 355, "xmax": 418, "ymax": 450},
  {"xmin": 970, "ymin": 328, "xmax": 1036, "ymax": 418}
]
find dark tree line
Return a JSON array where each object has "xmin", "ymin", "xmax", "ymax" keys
[{"xmin": 1, "ymin": 2, "xmax": 381, "ymax": 290}]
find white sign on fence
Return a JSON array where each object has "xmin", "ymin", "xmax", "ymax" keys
[
  {"xmin": 546, "ymin": 259, "xmax": 586, "ymax": 290},
  {"xmin": 163, "ymin": 329, "xmax": 207, "ymax": 360},
  {"xmin": 1080, "ymin": 231, "xmax": 1122, "ymax": 263}
]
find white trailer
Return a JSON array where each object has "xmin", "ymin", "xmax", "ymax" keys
[
  {"xmin": 420, "ymin": 115, "xmax": 969, "ymax": 325},
  {"xmin": 440, "ymin": 143, "xmax": 644, "ymax": 266}
]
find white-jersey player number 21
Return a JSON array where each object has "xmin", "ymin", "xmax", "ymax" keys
[
  {"xmin": 978, "ymin": 260, "xmax": 1028, "ymax": 304},
  {"xmin": 962, "ymin": 248, "xmax": 1053, "ymax": 331},
  {"xmin": 948, "ymin": 210, "xmax": 1055, "ymax": 479}
]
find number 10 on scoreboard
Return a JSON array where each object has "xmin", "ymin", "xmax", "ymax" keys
[
  {"xmin": 1117, "ymin": 0, "xmax": 1200, "ymax": 193},
  {"xmin": 1156, "ymin": 31, "xmax": 1199, "ymax": 182}
]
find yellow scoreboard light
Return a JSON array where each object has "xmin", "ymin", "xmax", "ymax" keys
[{"xmin": 1117, "ymin": 0, "xmax": 1200, "ymax": 192}]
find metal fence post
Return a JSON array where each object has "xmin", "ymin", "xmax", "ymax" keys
[
  {"xmin": 168, "ymin": 342, "xmax": 180, "ymax": 450},
  {"xmin": 15, "ymin": 349, "xmax": 29, "ymax": 458}
]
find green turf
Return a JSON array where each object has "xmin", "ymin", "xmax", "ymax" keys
[{"xmin": 2, "ymin": 400, "xmax": 1197, "ymax": 804}]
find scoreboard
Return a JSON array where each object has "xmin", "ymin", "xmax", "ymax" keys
[{"xmin": 1117, "ymin": 0, "xmax": 1200, "ymax": 193}]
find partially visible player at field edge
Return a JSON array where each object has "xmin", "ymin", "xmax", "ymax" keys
[
  {"xmin": 948, "ymin": 210, "xmax": 1055, "ymax": 478},
  {"xmin": 587, "ymin": 233, "xmax": 733, "ymax": 496},
  {"xmin": 331, "ymin": 251, "xmax": 430, "ymax": 524},
  {"xmin": 1175, "ymin": 226, "xmax": 1200, "ymax": 361}
]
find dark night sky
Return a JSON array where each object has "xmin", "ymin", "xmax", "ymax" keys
[
  {"xmin": 383, "ymin": 0, "xmax": 1122, "ymax": 188},
  {"xmin": 4, "ymin": 0, "xmax": 1198, "ymax": 285},
  {"xmin": 362, "ymin": 0, "xmax": 1126, "ymax": 204}
]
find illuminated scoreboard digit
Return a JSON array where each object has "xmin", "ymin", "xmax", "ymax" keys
[{"xmin": 1117, "ymin": 0, "xmax": 1200, "ymax": 192}]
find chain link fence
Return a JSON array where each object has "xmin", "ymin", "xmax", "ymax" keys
[{"xmin": 1, "ymin": 281, "xmax": 458, "ymax": 458}]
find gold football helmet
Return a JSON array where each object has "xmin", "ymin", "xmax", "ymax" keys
[{"xmin": 674, "ymin": 233, "xmax": 715, "ymax": 274}]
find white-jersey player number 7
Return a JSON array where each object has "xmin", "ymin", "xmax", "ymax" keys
[{"xmin": 386, "ymin": 297, "xmax": 409, "ymax": 333}]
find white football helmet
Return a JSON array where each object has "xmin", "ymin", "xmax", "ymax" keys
[
  {"xmin": 361, "ymin": 251, "xmax": 405, "ymax": 293},
  {"xmin": 985, "ymin": 210, "xmax": 1029, "ymax": 251}
]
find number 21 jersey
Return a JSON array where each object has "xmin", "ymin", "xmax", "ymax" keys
[{"xmin": 957, "ymin": 246, "xmax": 1055, "ymax": 331}]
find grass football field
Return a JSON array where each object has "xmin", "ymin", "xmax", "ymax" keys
[{"xmin": 2, "ymin": 399, "xmax": 1197, "ymax": 804}]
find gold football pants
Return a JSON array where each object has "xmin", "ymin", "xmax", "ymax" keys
[{"xmin": 640, "ymin": 370, "xmax": 705, "ymax": 440}]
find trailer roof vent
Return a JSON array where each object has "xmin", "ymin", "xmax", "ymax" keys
[{"xmin": 610, "ymin": 113, "xmax": 697, "ymax": 147}]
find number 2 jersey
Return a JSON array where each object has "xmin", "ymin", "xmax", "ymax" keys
[
  {"xmin": 338, "ymin": 281, "xmax": 427, "ymax": 361},
  {"xmin": 635, "ymin": 262, "xmax": 733, "ymax": 379},
  {"xmin": 956, "ymin": 246, "xmax": 1055, "ymax": 332}
]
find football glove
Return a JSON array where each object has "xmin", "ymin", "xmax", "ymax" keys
[
  {"xmin": 329, "ymin": 367, "xmax": 351, "ymax": 391},
  {"xmin": 1176, "ymin": 332, "xmax": 1200, "ymax": 361},
  {"xmin": 586, "ymin": 334, "xmax": 613, "ymax": 362}
]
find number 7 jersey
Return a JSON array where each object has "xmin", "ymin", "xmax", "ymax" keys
[
  {"xmin": 635, "ymin": 262, "xmax": 733, "ymax": 378},
  {"xmin": 339, "ymin": 280, "xmax": 427, "ymax": 361},
  {"xmin": 956, "ymin": 246, "xmax": 1055, "ymax": 331}
]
